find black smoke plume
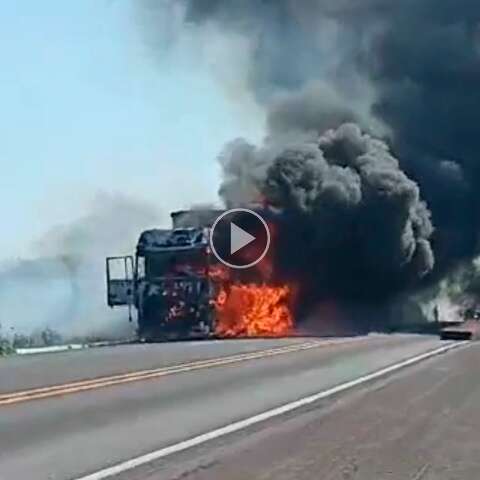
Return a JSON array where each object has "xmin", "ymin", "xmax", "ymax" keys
[
  {"xmin": 139, "ymin": 1, "xmax": 480, "ymax": 316},
  {"xmin": 221, "ymin": 123, "xmax": 434, "ymax": 305}
]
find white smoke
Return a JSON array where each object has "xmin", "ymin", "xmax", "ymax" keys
[{"xmin": 0, "ymin": 192, "xmax": 162, "ymax": 339}]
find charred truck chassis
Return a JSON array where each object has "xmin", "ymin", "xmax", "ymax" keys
[{"xmin": 106, "ymin": 210, "xmax": 223, "ymax": 341}]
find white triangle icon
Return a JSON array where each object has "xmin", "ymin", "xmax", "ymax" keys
[{"xmin": 230, "ymin": 222, "xmax": 256, "ymax": 254}]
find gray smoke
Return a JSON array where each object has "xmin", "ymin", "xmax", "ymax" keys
[
  {"xmin": 221, "ymin": 123, "xmax": 434, "ymax": 302},
  {"xmin": 0, "ymin": 193, "xmax": 161, "ymax": 339},
  {"xmin": 138, "ymin": 0, "xmax": 480, "ymax": 309}
]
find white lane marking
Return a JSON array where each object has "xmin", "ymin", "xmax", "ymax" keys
[{"xmin": 74, "ymin": 341, "xmax": 469, "ymax": 480}]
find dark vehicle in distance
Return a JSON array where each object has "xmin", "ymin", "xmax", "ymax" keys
[{"xmin": 440, "ymin": 307, "xmax": 480, "ymax": 341}]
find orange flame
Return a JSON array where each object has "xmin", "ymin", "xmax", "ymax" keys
[
  {"xmin": 208, "ymin": 218, "xmax": 294, "ymax": 338},
  {"xmin": 209, "ymin": 261, "xmax": 294, "ymax": 338},
  {"xmin": 214, "ymin": 283, "xmax": 293, "ymax": 337}
]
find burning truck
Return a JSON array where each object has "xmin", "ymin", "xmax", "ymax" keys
[{"xmin": 106, "ymin": 209, "xmax": 294, "ymax": 341}]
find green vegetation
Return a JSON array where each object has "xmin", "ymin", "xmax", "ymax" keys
[
  {"xmin": 0, "ymin": 336, "xmax": 14, "ymax": 356},
  {"xmin": 0, "ymin": 325, "xmax": 64, "ymax": 356}
]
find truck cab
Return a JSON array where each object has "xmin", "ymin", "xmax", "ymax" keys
[{"xmin": 106, "ymin": 226, "xmax": 217, "ymax": 341}]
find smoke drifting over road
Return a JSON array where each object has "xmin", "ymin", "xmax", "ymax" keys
[
  {"xmin": 140, "ymin": 0, "xmax": 480, "ymax": 314},
  {"xmin": 0, "ymin": 194, "xmax": 160, "ymax": 338}
]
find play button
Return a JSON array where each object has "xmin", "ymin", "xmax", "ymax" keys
[
  {"xmin": 230, "ymin": 222, "xmax": 255, "ymax": 254},
  {"xmin": 210, "ymin": 208, "xmax": 271, "ymax": 269}
]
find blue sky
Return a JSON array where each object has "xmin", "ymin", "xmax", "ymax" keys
[{"xmin": 0, "ymin": 0, "xmax": 263, "ymax": 259}]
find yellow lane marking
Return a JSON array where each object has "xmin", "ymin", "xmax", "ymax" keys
[{"xmin": 0, "ymin": 339, "xmax": 362, "ymax": 406}]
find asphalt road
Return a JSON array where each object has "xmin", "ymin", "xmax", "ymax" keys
[
  {"xmin": 0, "ymin": 334, "xmax": 473, "ymax": 480},
  {"xmin": 0, "ymin": 338, "xmax": 313, "ymax": 394}
]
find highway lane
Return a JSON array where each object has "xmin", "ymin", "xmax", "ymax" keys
[
  {"xmin": 137, "ymin": 341, "xmax": 480, "ymax": 480},
  {"xmin": 0, "ymin": 340, "xmax": 348, "ymax": 406},
  {"xmin": 0, "ymin": 338, "xmax": 314, "ymax": 394},
  {"xmin": 0, "ymin": 334, "xmax": 460, "ymax": 480}
]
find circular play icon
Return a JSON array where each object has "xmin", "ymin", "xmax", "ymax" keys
[{"xmin": 209, "ymin": 208, "xmax": 271, "ymax": 269}]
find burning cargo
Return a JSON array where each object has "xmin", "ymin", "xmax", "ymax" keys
[{"xmin": 106, "ymin": 209, "xmax": 293, "ymax": 341}]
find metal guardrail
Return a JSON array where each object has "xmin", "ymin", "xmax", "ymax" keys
[{"xmin": 15, "ymin": 339, "xmax": 133, "ymax": 355}]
